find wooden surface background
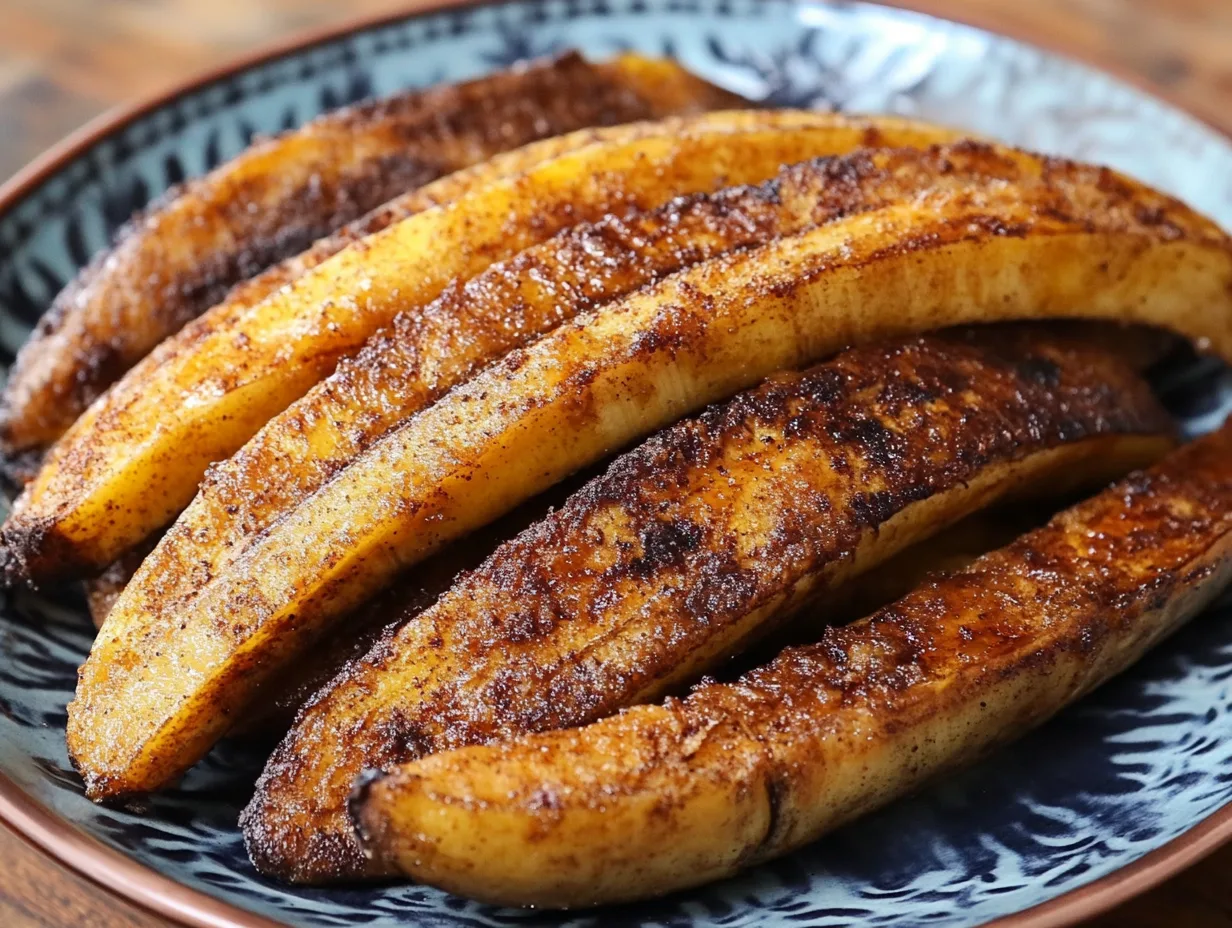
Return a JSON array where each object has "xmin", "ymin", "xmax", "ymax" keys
[{"xmin": 0, "ymin": 0, "xmax": 1230, "ymax": 926}]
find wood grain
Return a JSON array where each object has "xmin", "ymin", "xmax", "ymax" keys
[
  {"xmin": 0, "ymin": 0, "xmax": 1230, "ymax": 926},
  {"xmin": 0, "ymin": 825, "xmax": 163, "ymax": 928},
  {"xmin": 0, "ymin": 0, "xmax": 1229, "ymax": 183}
]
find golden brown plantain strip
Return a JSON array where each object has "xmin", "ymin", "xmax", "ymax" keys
[
  {"xmin": 353, "ymin": 423, "xmax": 1232, "ymax": 908},
  {"xmin": 147, "ymin": 55, "xmax": 755, "ymax": 377},
  {"xmin": 6, "ymin": 111, "xmax": 964, "ymax": 581},
  {"xmin": 0, "ymin": 52, "xmax": 740, "ymax": 460},
  {"xmin": 83, "ymin": 477, "xmax": 587, "ymax": 738},
  {"xmin": 77, "ymin": 527, "xmax": 394, "ymax": 731},
  {"xmin": 66, "ymin": 144, "xmax": 1232, "ymax": 801},
  {"xmin": 85, "ymin": 319, "xmax": 1161, "ymax": 636},
  {"xmin": 85, "ymin": 534, "xmax": 472, "ymax": 735},
  {"xmin": 241, "ymin": 327, "xmax": 1172, "ymax": 883},
  {"xmin": 135, "ymin": 136, "xmax": 1031, "ymax": 646}
]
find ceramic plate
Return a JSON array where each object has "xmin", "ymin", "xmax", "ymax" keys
[{"xmin": 2, "ymin": 1, "xmax": 1231, "ymax": 926}]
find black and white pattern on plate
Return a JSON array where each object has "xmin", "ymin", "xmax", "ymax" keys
[{"xmin": 0, "ymin": 1, "xmax": 1231, "ymax": 926}]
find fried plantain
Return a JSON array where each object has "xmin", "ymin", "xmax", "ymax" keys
[
  {"xmin": 352, "ymin": 423, "xmax": 1232, "ymax": 907},
  {"xmin": 127, "ymin": 132, "xmax": 1040, "ymax": 661},
  {"xmin": 242, "ymin": 327, "xmax": 1172, "ymax": 882},
  {"xmin": 66, "ymin": 141, "xmax": 1232, "ymax": 801},
  {"xmin": 6, "ymin": 111, "xmax": 964, "ymax": 579},
  {"xmin": 0, "ymin": 52, "xmax": 741, "ymax": 460}
]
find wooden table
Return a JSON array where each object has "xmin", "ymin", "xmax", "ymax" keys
[{"xmin": 0, "ymin": 0, "xmax": 1230, "ymax": 925}]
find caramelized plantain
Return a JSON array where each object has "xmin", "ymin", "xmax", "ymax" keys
[
  {"xmin": 129, "ymin": 131, "xmax": 1030, "ymax": 657},
  {"xmin": 353, "ymin": 423, "xmax": 1232, "ymax": 907},
  {"xmin": 66, "ymin": 142, "xmax": 1232, "ymax": 801},
  {"xmin": 0, "ymin": 52, "xmax": 741, "ymax": 460},
  {"xmin": 6, "ymin": 111, "xmax": 964, "ymax": 579},
  {"xmin": 242, "ymin": 327, "xmax": 1172, "ymax": 883}
]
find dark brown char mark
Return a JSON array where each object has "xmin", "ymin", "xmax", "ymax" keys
[
  {"xmin": 242, "ymin": 327, "xmax": 1172, "ymax": 884},
  {"xmin": 0, "ymin": 52, "xmax": 742, "ymax": 456}
]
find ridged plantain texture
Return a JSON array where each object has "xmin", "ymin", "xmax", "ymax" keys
[
  {"xmin": 66, "ymin": 141, "xmax": 1232, "ymax": 801},
  {"xmin": 350, "ymin": 423, "xmax": 1232, "ymax": 907},
  {"xmin": 5, "ymin": 111, "xmax": 965, "ymax": 579},
  {"xmin": 241, "ymin": 327, "xmax": 1173, "ymax": 883},
  {"xmin": 0, "ymin": 51, "xmax": 741, "ymax": 465}
]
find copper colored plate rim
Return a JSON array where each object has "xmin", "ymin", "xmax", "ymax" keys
[{"xmin": 0, "ymin": 1, "xmax": 1230, "ymax": 927}]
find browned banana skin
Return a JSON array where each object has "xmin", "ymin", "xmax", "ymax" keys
[
  {"xmin": 243, "ymin": 328, "xmax": 1173, "ymax": 884},
  {"xmin": 0, "ymin": 52, "xmax": 741, "ymax": 459},
  {"xmin": 353, "ymin": 423, "xmax": 1232, "ymax": 907}
]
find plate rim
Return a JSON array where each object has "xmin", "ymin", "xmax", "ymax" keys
[{"xmin": 0, "ymin": 1, "xmax": 1230, "ymax": 926}]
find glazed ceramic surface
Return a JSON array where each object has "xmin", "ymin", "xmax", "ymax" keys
[{"xmin": 1, "ymin": 1, "xmax": 1231, "ymax": 926}]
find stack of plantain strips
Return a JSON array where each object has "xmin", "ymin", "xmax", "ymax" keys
[
  {"xmin": 3, "ymin": 51, "xmax": 1232, "ymax": 906},
  {"xmin": 0, "ymin": 51, "xmax": 743, "ymax": 474}
]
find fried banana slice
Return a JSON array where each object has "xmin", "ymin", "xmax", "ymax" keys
[
  {"xmin": 6, "ymin": 111, "xmax": 964, "ymax": 580},
  {"xmin": 352, "ymin": 424, "xmax": 1232, "ymax": 907},
  {"xmin": 132, "ymin": 136, "xmax": 1034, "ymax": 652},
  {"xmin": 77, "ymin": 316, "xmax": 1163, "ymax": 632},
  {"xmin": 242, "ymin": 328, "xmax": 1172, "ymax": 883},
  {"xmin": 0, "ymin": 52, "xmax": 740, "ymax": 459},
  {"xmin": 87, "ymin": 530, "xmax": 476, "ymax": 734},
  {"xmin": 66, "ymin": 143, "xmax": 1232, "ymax": 801}
]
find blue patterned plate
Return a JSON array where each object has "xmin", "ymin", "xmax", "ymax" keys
[{"xmin": 2, "ymin": 2, "xmax": 1231, "ymax": 926}]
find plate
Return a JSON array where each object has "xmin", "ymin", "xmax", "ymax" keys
[{"xmin": 1, "ymin": 1, "xmax": 1231, "ymax": 926}]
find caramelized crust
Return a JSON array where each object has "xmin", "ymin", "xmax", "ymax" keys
[
  {"xmin": 242, "ymin": 327, "xmax": 1172, "ymax": 883},
  {"xmin": 0, "ymin": 52, "xmax": 742, "ymax": 456},
  {"xmin": 353, "ymin": 424, "xmax": 1232, "ymax": 908},
  {"xmin": 65, "ymin": 141, "xmax": 1232, "ymax": 803},
  {"xmin": 7, "ymin": 111, "xmax": 965, "ymax": 580}
]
